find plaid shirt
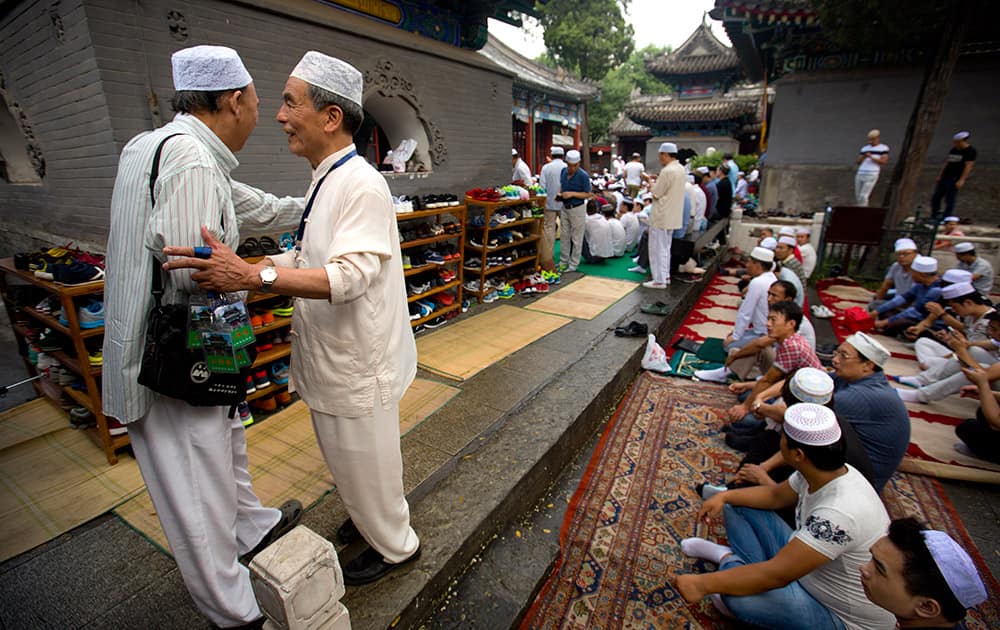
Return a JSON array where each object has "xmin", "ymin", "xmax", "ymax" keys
[{"xmin": 774, "ymin": 333, "xmax": 824, "ymax": 374}]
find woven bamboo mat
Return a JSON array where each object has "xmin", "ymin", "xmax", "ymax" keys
[{"xmin": 525, "ymin": 276, "xmax": 636, "ymax": 320}]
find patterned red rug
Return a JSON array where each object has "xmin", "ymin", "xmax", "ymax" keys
[{"xmin": 521, "ymin": 373, "xmax": 1000, "ymax": 629}]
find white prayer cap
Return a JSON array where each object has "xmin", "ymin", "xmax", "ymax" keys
[
  {"xmin": 632, "ymin": 152, "xmax": 641, "ymax": 158},
  {"xmin": 911, "ymin": 255, "xmax": 938, "ymax": 274},
  {"xmin": 894, "ymin": 238, "xmax": 917, "ymax": 252},
  {"xmin": 920, "ymin": 530, "xmax": 987, "ymax": 608},
  {"xmin": 953, "ymin": 242, "xmax": 975, "ymax": 254},
  {"xmin": 778, "ymin": 236, "xmax": 797, "ymax": 247},
  {"xmin": 784, "ymin": 403, "xmax": 841, "ymax": 446},
  {"xmin": 953, "ymin": 131, "xmax": 970, "ymax": 141},
  {"xmin": 796, "ymin": 227, "xmax": 811, "ymax": 236},
  {"xmin": 941, "ymin": 282, "xmax": 976, "ymax": 300},
  {"xmin": 696, "ymin": 166, "xmax": 709, "ymax": 174},
  {"xmin": 789, "ymin": 368, "xmax": 834, "ymax": 405},
  {"xmin": 550, "ymin": 146, "xmax": 564, "ymax": 156},
  {"xmin": 845, "ymin": 332, "xmax": 890, "ymax": 367},
  {"xmin": 941, "ymin": 268, "xmax": 972, "ymax": 284},
  {"xmin": 659, "ymin": 142, "xmax": 677, "ymax": 154},
  {"xmin": 760, "ymin": 237, "xmax": 778, "ymax": 251},
  {"xmin": 290, "ymin": 51, "xmax": 363, "ymax": 107},
  {"xmin": 171, "ymin": 45, "xmax": 252, "ymax": 91},
  {"xmin": 778, "ymin": 226, "xmax": 796, "ymax": 236},
  {"xmin": 565, "ymin": 150, "xmax": 581, "ymax": 164},
  {"xmin": 942, "ymin": 215, "xmax": 960, "ymax": 224},
  {"xmin": 512, "ymin": 148, "xmax": 518, "ymax": 156},
  {"xmin": 750, "ymin": 246, "xmax": 775, "ymax": 263},
  {"xmin": 687, "ymin": 173, "xmax": 696, "ymax": 183}
]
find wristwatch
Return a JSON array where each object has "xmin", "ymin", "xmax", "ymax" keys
[{"xmin": 259, "ymin": 265, "xmax": 278, "ymax": 290}]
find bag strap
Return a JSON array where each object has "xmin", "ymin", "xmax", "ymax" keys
[{"xmin": 148, "ymin": 133, "xmax": 185, "ymax": 306}]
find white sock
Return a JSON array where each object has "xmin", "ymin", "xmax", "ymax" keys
[
  {"xmin": 898, "ymin": 375, "xmax": 923, "ymax": 387},
  {"xmin": 681, "ymin": 537, "xmax": 733, "ymax": 564},
  {"xmin": 896, "ymin": 388, "xmax": 926, "ymax": 403},
  {"xmin": 694, "ymin": 367, "xmax": 730, "ymax": 383},
  {"xmin": 700, "ymin": 483, "xmax": 727, "ymax": 500}
]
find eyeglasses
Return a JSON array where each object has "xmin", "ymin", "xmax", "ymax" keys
[{"xmin": 833, "ymin": 350, "xmax": 859, "ymax": 361}]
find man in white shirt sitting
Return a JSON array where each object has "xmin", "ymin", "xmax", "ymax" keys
[
  {"xmin": 726, "ymin": 247, "xmax": 778, "ymax": 351},
  {"xmin": 619, "ymin": 197, "xmax": 641, "ymax": 253},
  {"xmin": 582, "ymin": 200, "xmax": 614, "ymax": 263},
  {"xmin": 796, "ymin": 227, "xmax": 817, "ymax": 279},
  {"xmin": 604, "ymin": 205, "xmax": 627, "ymax": 257}
]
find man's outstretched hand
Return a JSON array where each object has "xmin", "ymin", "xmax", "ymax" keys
[{"xmin": 163, "ymin": 226, "xmax": 262, "ymax": 293}]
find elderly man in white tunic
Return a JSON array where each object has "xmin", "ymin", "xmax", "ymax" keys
[{"xmin": 164, "ymin": 50, "xmax": 421, "ymax": 586}]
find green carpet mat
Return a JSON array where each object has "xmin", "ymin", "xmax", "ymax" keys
[
  {"xmin": 553, "ymin": 240, "xmax": 644, "ymax": 282},
  {"xmin": 668, "ymin": 350, "xmax": 724, "ymax": 378}
]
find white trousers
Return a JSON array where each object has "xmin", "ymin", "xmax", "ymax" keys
[
  {"xmin": 129, "ymin": 398, "xmax": 280, "ymax": 628},
  {"xmin": 914, "ymin": 337, "xmax": 953, "ymax": 371},
  {"xmin": 855, "ymin": 171, "xmax": 879, "ymax": 206},
  {"xmin": 310, "ymin": 402, "xmax": 419, "ymax": 563},
  {"xmin": 558, "ymin": 206, "xmax": 587, "ymax": 270},
  {"xmin": 917, "ymin": 346, "xmax": 997, "ymax": 401},
  {"xmin": 649, "ymin": 227, "xmax": 673, "ymax": 284}
]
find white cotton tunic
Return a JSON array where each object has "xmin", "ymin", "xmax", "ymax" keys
[
  {"xmin": 103, "ymin": 113, "xmax": 304, "ymax": 423},
  {"xmin": 649, "ymin": 161, "xmax": 686, "ymax": 230},
  {"xmin": 271, "ymin": 144, "xmax": 416, "ymax": 417}
]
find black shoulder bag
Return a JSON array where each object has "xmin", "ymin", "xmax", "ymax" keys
[{"xmin": 136, "ymin": 134, "xmax": 253, "ymax": 407}]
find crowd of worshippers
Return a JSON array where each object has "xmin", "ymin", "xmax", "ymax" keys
[{"xmin": 667, "ymin": 238, "xmax": 992, "ymax": 628}]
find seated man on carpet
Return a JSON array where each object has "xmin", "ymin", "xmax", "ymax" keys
[
  {"xmin": 956, "ymin": 361, "xmax": 1000, "ymax": 463},
  {"xmin": 776, "ymin": 235, "xmax": 808, "ymax": 285},
  {"xmin": 953, "ymin": 241, "xmax": 995, "ymax": 298},
  {"xmin": 830, "ymin": 333, "xmax": 910, "ymax": 492},
  {"xmin": 722, "ymin": 300, "xmax": 824, "ymax": 425},
  {"xmin": 903, "ymin": 276, "xmax": 985, "ymax": 346},
  {"xmin": 872, "ymin": 255, "xmax": 943, "ymax": 337},
  {"xmin": 776, "ymin": 252, "xmax": 807, "ymax": 310},
  {"xmin": 619, "ymin": 197, "xmax": 641, "ymax": 254},
  {"xmin": 724, "ymin": 247, "xmax": 777, "ymax": 352},
  {"xmin": 870, "ymin": 238, "xmax": 919, "ymax": 310},
  {"xmin": 797, "ymin": 227, "xmax": 817, "ymax": 279},
  {"xmin": 861, "ymin": 517, "xmax": 987, "ymax": 629},
  {"xmin": 695, "ymin": 281, "xmax": 815, "ymax": 384},
  {"xmin": 604, "ymin": 204, "xmax": 627, "ymax": 258},
  {"xmin": 675, "ymin": 403, "xmax": 896, "ymax": 630},
  {"xmin": 581, "ymin": 199, "xmax": 613, "ymax": 264}
]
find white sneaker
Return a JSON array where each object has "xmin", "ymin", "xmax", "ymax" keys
[
  {"xmin": 628, "ymin": 265, "xmax": 647, "ymax": 274},
  {"xmin": 694, "ymin": 366, "xmax": 730, "ymax": 383},
  {"xmin": 679, "ymin": 258, "xmax": 705, "ymax": 274},
  {"xmin": 642, "ymin": 280, "xmax": 668, "ymax": 289}
]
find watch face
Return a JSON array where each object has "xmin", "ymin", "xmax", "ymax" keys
[{"xmin": 261, "ymin": 267, "xmax": 278, "ymax": 284}]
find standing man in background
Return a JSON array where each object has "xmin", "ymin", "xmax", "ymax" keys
[
  {"xmin": 931, "ymin": 131, "xmax": 976, "ymax": 222},
  {"xmin": 538, "ymin": 146, "xmax": 566, "ymax": 271},
  {"xmin": 623, "ymin": 152, "xmax": 646, "ymax": 198},
  {"xmin": 557, "ymin": 149, "xmax": 592, "ymax": 272},
  {"xmin": 512, "ymin": 148, "xmax": 532, "ymax": 186},
  {"xmin": 645, "ymin": 142, "xmax": 685, "ymax": 289},
  {"xmin": 855, "ymin": 129, "xmax": 889, "ymax": 206}
]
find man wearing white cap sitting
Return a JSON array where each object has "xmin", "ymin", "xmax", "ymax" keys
[
  {"xmin": 953, "ymin": 242, "xmax": 994, "ymax": 297},
  {"xmin": 106, "ymin": 45, "xmax": 308, "ymax": 627},
  {"xmin": 726, "ymin": 247, "xmax": 778, "ymax": 352},
  {"xmin": 777, "ymin": 226, "xmax": 804, "ymax": 263},
  {"xmin": 644, "ymin": 142, "xmax": 686, "ymax": 288},
  {"xmin": 796, "ymin": 227, "xmax": 817, "ymax": 279},
  {"xmin": 776, "ymin": 235, "xmax": 807, "ymax": 285},
  {"xmin": 871, "ymin": 237, "xmax": 919, "ymax": 309},
  {"xmin": 511, "ymin": 148, "xmax": 532, "ymax": 186},
  {"xmin": 165, "ymin": 50, "xmax": 421, "ymax": 586},
  {"xmin": 675, "ymin": 403, "xmax": 894, "ymax": 630},
  {"xmin": 872, "ymin": 255, "xmax": 943, "ymax": 336},
  {"xmin": 933, "ymin": 216, "xmax": 964, "ymax": 251},
  {"xmin": 861, "ymin": 517, "xmax": 987, "ymax": 628},
  {"xmin": 930, "ymin": 131, "xmax": 976, "ymax": 222},
  {"xmin": 538, "ymin": 146, "xmax": 566, "ymax": 269}
]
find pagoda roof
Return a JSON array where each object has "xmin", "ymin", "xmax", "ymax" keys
[
  {"xmin": 645, "ymin": 22, "xmax": 740, "ymax": 78},
  {"xmin": 479, "ymin": 34, "xmax": 600, "ymax": 102},
  {"xmin": 625, "ymin": 92, "xmax": 760, "ymax": 125},
  {"xmin": 608, "ymin": 112, "xmax": 652, "ymax": 137}
]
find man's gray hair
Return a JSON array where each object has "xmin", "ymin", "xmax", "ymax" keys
[
  {"xmin": 307, "ymin": 84, "xmax": 363, "ymax": 135},
  {"xmin": 171, "ymin": 85, "xmax": 248, "ymax": 114}
]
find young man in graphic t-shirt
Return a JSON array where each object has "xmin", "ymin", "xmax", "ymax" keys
[
  {"xmin": 855, "ymin": 129, "xmax": 889, "ymax": 206},
  {"xmin": 931, "ymin": 131, "xmax": 976, "ymax": 221}
]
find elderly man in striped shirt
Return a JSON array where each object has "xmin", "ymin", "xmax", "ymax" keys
[{"xmin": 103, "ymin": 46, "xmax": 304, "ymax": 628}]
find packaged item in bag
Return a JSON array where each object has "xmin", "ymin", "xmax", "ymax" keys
[{"xmin": 641, "ymin": 334, "xmax": 671, "ymax": 373}]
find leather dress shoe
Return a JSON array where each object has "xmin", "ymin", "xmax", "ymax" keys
[
  {"xmin": 240, "ymin": 499, "xmax": 303, "ymax": 563},
  {"xmin": 336, "ymin": 517, "xmax": 361, "ymax": 545},
  {"xmin": 724, "ymin": 432, "xmax": 755, "ymax": 452},
  {"xmin": 342, "ymin": 545, "xmax": 421, "ymax": 586}
]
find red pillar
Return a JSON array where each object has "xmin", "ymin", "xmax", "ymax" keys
[{"xmin": 526, "ymin": 103, "xmax": 535, "ymax": 176}]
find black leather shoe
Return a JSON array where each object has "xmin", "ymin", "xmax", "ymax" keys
[
  {"xmin": 336, "ymin": 518, "xmax": 361, "ymax": 545},
  {"xmin": 342, "ymin": 545, "xmax": 421, "ymax": 586},
  {"xmin": 724, "ymin": 432, "xmax": 754, "ymax": 453},
  {"xmin": 241, "ymin": 499, "xmax": 303, "ymax": 563}
]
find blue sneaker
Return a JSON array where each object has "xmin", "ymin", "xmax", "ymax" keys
[
  {"xmin": 271, "ymin": 361, "xmax": 290, "ymax": 385},
  {"xmin": 482, "ymin": 290, "xmax": 499, "ymax": 303},
  {"xmin": 424, "ymin": 251, "xmax": 445, "ymax": 264}
]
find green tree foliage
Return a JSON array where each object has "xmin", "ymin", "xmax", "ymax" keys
[
  {"xmin": 587, "ymin": 45, "xmax": 672, "ymax": 144},
  {"xmin": 534, "ymin": 0, "xmax": 635, "ymax": 81},
  {"xmin": 811, "ymin": 1, "xmax": 951, "ymax": 52},
  {"xmin": 688, "ymin": 153, "xmax": 758, "ymax": 173}
]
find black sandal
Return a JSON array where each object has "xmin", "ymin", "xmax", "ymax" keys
[
  {"xmin": 236, "ymin": 237, "xmax": 263, "ymax": 258},
  {"xmin": 259, "ymin": 236, "xmax": 281, "ymax": 255}
]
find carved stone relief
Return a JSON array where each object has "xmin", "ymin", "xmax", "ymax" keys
[
  {"xmin": 49, "ymin": 1, "xmax": 65, "ymax": 43},
  {"xmin": 363, "ymin": 58, "xmax": 447, "ymax": 166},
  {"xmin": 0, "ymin": 70, "xmax": 45, "ymax": 179},
  {"xmin": 167, "ymin": 10, "xmax": 188, "ymax": 42}
]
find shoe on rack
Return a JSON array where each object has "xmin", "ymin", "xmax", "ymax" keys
[
  {"xmin": 424, "ymin": 251, "xmax": 445, "ymax": 265},
  {"xmin": 238, "ymin": 401, "xmax": 254, "ymax": 427},
  {"xmin": 254, "ymin": 369, "xmax": 271, "ymax": 389},
  {"xmin": 482, "ymin": 290, "xmax": 499, "ymax": 303},
  {"xmin": 246, "ymin": 375, "xmax": 257, "ymax": 395},
  {"xmin": 69, "ymin": 406, "xmax": 95, "ymax": 429},
  {"xmin": 424, "ymin": 316, "xmax": 447, "ymax": 329},
  {"xmin": 252, "ymin": 396, "xmax": 277, "ymax": 412},
  {"xmin": 271, "ymin": 361, "xmax": 290, "ymax": 385},
  {"xmin": 107, "ymin": 416, "xmax": 128, "ymax": 436},
  {"xmin": 38, "ymin": 328, "xmax": 62, "ymax": 352},
  {"xmin": 275, "ymin": 390, "xmax": 292, "ymax": 405}
]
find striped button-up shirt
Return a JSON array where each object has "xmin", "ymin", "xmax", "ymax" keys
[{"xmin": 102, "ymin": 113, "xmax": 304, "ymax": 423}]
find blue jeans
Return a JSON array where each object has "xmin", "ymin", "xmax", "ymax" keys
[
  {"xmin": 930, "ymin": 175, "xmax": 959, "ymax": 221},
  {"xmin": 718, "ymin": 506, "xmax": 846, "ymax": 630}
]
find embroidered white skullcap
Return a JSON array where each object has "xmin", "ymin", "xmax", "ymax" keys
[
  {"xmin": 952, "ymin": 131, "xmax": 970, "ymax": 141},
  {"xmin": 784, "ymin": 403, "xmax": 841, "ymax": 446},
  {"xmin": 845, "ymin": 332, "xmax": 890, "ymax": 367},
  {"xmin": 760, "ymin": 237, "xmax": 778, "ymax": 251},
  {"xmin": 565, "ymin": 150, "xmax": 581, "ymax": 164},
  {"xmin": 512, "ymin": 148, "xmax": 518, "ymax": 156},
  {"xmin": 696, "ymin": 166, "xmax": 710, "ymax": 174},
  {"xmin": 778, "ymin": 235, "xmax": 797, "ymax": 247},
  {"xmin": 778, "ymin": 226, "xmax": 796, "ymax": 236},
  {"xmin": 941, "ymin": 282, "xmax": 976, "ymax": 300},
  {"xmin": 659, "ymin": 142, "xmax": 677, "ymax": 154},
  {"xmin": 171, "ymin": 45, "xmax": 252, "ymax": 91},
  {"xmin": 941, "ymin": 268, "xmax": 972, "ymax": 284},
  {"xmin": 750, "ymin": 246, "xmax": 775, "ymax": 263},
  {"xmin": 894, "ymin": 238, "xmax": 917, "ymax": 252},
  {"xmin": 920, "ymin": 530, "xmax": 986, "ymax": 608},
  {"xmin": 796, "ymin": 227, "xmax": 810, "ymax": 235},
  {"xmin": 953, "ymin": 242, "xmax": 975, "ymax": 254},
  {"xmin": 550, "ymin": 146, "xmax": 564, "ymax": 156},
  {"xmin": 789, "ymin": 368, "xmax": 834, "ymax": 405},
  {"xmin": 290, "ymin": 50, "xmax": 363, "ymax": 107},
  {"xmin": 912, "ymin": 255, "xmax": 938, "ymax": 274},
  {"xmin": 942, "ymin": 215, "xmax": 960, "ymax": 223}
]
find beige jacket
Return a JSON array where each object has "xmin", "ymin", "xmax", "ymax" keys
[{"xmin": 649, "ymin": 160, "xmax": 686, "ymax": 230}]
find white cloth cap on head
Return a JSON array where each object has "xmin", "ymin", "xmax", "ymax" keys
[
  {"xmin": 941, "ymin": 268, "xmax": 972, "ymax": 284},
  {"xmin": 784, "ymin": 403, "xmax": 841, "ymax": 446},
  {"xmin": 565, "ymin": 150, "xmax": 581, "ymax": 164},
  {"xmin": 751, "ymin": 246, "xmax": 775, "ymax": 263},
  {"xmin": 760, "ymin": 237, "xmax": 778, "ymax": 251},
  {"xmin": 953, "ymin": 242, "xmax": 975, "ymax": 254},
  {"xmin": 290, "ymin": 50, "xmax": 363, "ymax": 107},
  {"xmin": 550, "ymin": 146, "xmax": 564, "ymax": 156},
  {"xmin": 941, "ymin": 282, "xmax": 976, "ymax": 300},
  {"xmin": 920, "ymin": 530, "xmax": 987, "ymax": 608},
  {"xmin": 845, "ymin": 332, "xmax": 890, "ymax": 367},
  {"xmin": 942, "ymin": 216, "xmax": 959, "ymax": 223},
  {"xmin": 778, "ymin": 226, "xmax": 796, "ymax": 236},
  {"xmin": 894, "ymin": 238, "xmax": 917, "ymax": 252},
  {"xmin": 696, "ymin": 166, "xmax": 709, "ymax": 174},
  {"xmin": 778, "ymin": 236, "xmax": 797, "ymax": 247},
  {"xmin": 789, "ymin": 368, "xmax": 834, "ymax": 405},
  {"xmin": 953, "ymin": 131, "xmax": 970, "ymax": 141},
  {"xmin": 659, "ymin": 142, "xmax": 677, "ymax": 154},
  {"xmin": 796, "ymin": 227, "xmax": 810, "ymax": 235},
  {"xmin": 912, "ymin": 255, "xmax": 938, "ymax": 273},
  {"xmin": 171, "ymin": 45, "xmax": 252, "ymax": 91}
]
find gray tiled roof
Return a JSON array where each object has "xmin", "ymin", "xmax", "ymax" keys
[
  {"xmin": 645, "ymin": 23, "xmax": 739, "ymax": 77},
  {"xmin": 625, "ymin": 93, "xmax": 759, "ymax": 123},
  {"xmin": 479, "ymin": 34, "xmax": 600, "ymax": 102},
  {"xmin": 608, "ymin": 112, "xmax": 651, "ymax": 136}
]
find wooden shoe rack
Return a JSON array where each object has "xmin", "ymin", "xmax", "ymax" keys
[
  {"xmin": 0, "ymin": 258, "xmax": 125, "ymax": 464},
  {"xmin": 396, "ymin": 205, "xmax": 467, "ymax": 327},
  {"xmin": 243, "ymin": 285, "xmax": 293, "ymax": 406},
  {"xmin": 463, "ymin": 196, "xmax": 544, "ymax": 302}
]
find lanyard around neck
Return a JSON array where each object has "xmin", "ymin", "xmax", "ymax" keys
[{"xmin": 295, "ymin": 149, "xmax": 358, "ymax": 249}]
